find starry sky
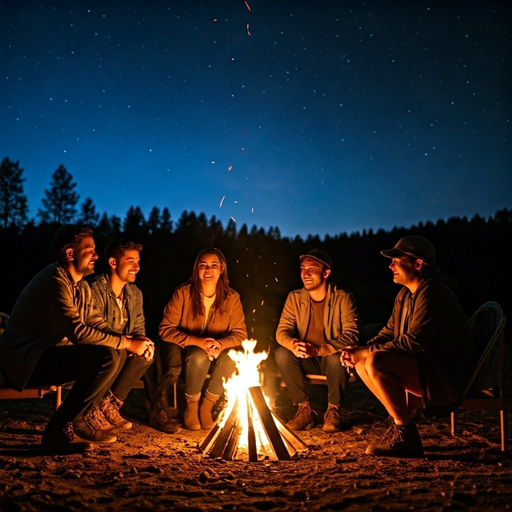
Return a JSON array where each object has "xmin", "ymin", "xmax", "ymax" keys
[{"xmin": 2, "ymin": 0, "xmax": 510, "ymax": 239}]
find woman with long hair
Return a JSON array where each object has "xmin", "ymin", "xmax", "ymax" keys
[{"xmin": 159, "ymin": 247, "xmax": 247, "ymax": 430}]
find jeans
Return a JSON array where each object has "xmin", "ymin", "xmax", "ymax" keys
[
  {"xmin": 111, "ymin": 351, "xmax": 152, "ymax": 402},
  {"xmin": 27, "ymin": 344, "xmax": 122, "ymax": 424},
  {"xmin": 144, "ymin": 341, "xmax": 182, "ymax": 407},
  {"xmin": 184, "ymin": 346, "xmax": 237, "ymax": 397},
  {"xmin": 275, "ymin": 346, "xmax": 349, "ymax": 406}
]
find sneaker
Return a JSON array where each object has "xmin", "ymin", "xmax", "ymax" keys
[
  {"xmin": 100, "ymin": 394, "xmax": 133, "ymax": 430},
  {"xmin": 149, "ymin": 405, "xmax": 179, "ymax": 434},
  {"xmin": 323, "ymin": 405, "xmax": 341, "ymax": 433},
  {"xmin": 74, "ymin": 409, "xmax": 118, "ymax": 444},
  {"xmin": 286, "ymin": 403, "xmax": 317, "ymax": 431},
  {"xmin": 365, "ymin": 422, "xmax": 424, "ymax": 457},
  {"xmin": 42, "ymin": 421, "xmax": 95, "ymax": 453}
]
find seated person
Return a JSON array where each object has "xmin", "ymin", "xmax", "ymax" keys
[
  {"xmin": 275, "ymin": 249, "xmax": 360, "ymax": 432},
  {"xmin": 341, "ymin": 236, "xmax": 472, "ymax": 457},
  {"xmin": 87, "ymin": 239, "xmax": 156, "ymax": 431},
  {"xmin": 159, "ymin": 247, "xmax": 247, "ymax": 430}
]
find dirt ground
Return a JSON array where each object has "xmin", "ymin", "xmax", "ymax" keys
[{"xmin": 1, "ymin": 380, "xmax": 511, "ymax": 512}]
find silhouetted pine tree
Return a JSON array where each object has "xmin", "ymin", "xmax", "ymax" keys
[
  {"xmin": 78, "ymin": 197, "xmax": 99, "ymax": 227},
  {"xmin": 161, "ymin": 207, "xmax": 173, "ymax": 233},
  {"xmin": 225, "ymin": 218, "xmax": 237, "ymax": 238},
  {"xmin": 123, "ymin": 206, "xmax": 147, "ymax": 239},
  {"xmin": 147, "ymin": 206, "xmax": 161, "ymax": 234},
  {"xmin": 0, "ymin": 157, "xmax": 28, "ymax": 229},
  {"xmin": 97, "ymin": 213, "xmax": 122, "ymax": 239},
  {"xmin": 37, "ymin": 165, "xmax": 79, "ymax": 225}
]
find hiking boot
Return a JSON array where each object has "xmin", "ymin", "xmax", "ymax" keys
[
  {"xmin": 286, "ymin": 402, "xmax": 317, "ymax": 431},
  {"xmin": 42, "ymin": 420, "xmax": 95, "ymax": 453},
  {"xmin": 74, "ymin": 409, "xmax": 118, "ymax": 444},
  {"xmin": 322, "ymin": 404, "xmax": 341, "ymax": 433},
  {"xmin": 365, "ymin": 422, "xmax": 424, "ymax": 457},
  {"xmin": 99, "ymin": 393, "xmax": 133, "ymax": 430},
  {"xmin": 149, "ymin": 404, "xmax": 179, "ymax": 433}
]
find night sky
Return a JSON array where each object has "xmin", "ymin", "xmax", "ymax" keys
[{"xmin": 2, "ymin": 1, "xmax": 510, "ymax": 239}]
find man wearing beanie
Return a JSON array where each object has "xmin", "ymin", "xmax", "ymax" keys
[
  {"xmin": 341, "ymin": 236, "xmax": 472, "ymax": 457},
  {"xmin": 275, "ymin": 248, "xmax": 361, "ymax": 432}
]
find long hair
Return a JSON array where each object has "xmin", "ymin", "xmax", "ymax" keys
[{"xmin": 188, "ymin": 247, "xmax": 230, "ymax": 319}]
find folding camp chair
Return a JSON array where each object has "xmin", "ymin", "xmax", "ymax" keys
[{"xmin": 451, "ymin": 301, "xmax": 510, "ymax": 451}]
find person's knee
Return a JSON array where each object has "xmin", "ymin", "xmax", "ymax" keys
[
  {"xmin": 364, "ymin": 350, "xmax": 388, "ymax": 376},
  {"xmin": 324, "ymin": 353, "xmax": 344, "ymax": 373},
  {"xmin": 185, "ymin": 347, "xmax": 209, "ymax": 370},
  {"xmin": 87, "ymin": 345, "xmax": 121, "ymax": 379},
  {"xmin": 275, "ymin": 346, "xmax": 293, "ymax": 368}
]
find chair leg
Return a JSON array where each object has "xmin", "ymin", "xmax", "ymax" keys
[
  {"xmin": 451, "ymin": 411, "xmax": 457, "ymax": 436},
  {"xmin": 500, "ymin": 409, "xmax": 508, "ymax": 452},
  {"xmin": 54, "ymin": 385, "xmax": 62, "ymax": 410}
]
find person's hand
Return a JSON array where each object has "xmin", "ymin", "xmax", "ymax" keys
[
  {"xmin": 203, "ymin": 338, "xmax": 222, "ymax": 361},
  {"xmin": 127, "ymin": 337, "xmax": 154, "ymax": 361},
  {"xmin": 340, "ymin": 346, "xmax": 368, "ymax": 369},
  {"xmin": 292, "ymin": 340, "xmax": 317, "ymax": 358}
]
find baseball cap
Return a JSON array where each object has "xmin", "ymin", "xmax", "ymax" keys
[
  {"xmin": 299, "ymin": 248, "xmax": 332, "ymax": 269},
  {"xmin": 381, "ymin": 235, "xmax": 436, "ymax": 265}
]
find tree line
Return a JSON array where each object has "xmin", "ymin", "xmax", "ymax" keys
[{"xmin": 1, "ymin": 157, "xmax": 510, "ymax": 352}]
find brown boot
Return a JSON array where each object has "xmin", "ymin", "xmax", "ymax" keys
[
  {"xmin": 199, "ymin": 391, "xmax": 220, "ymax": 430},
  {"xmin": 286, "ymin": 401, "xmax": 317, "ymax": 431},
  {"xmin": 183, "ymin": 394, "xmax": 201, "ymax": 430},
  {"xmin": 99, "ymin": 392, "xmax": 133, "ymax": 430}
]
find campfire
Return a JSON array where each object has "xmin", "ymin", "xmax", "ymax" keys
[{"xmin": 199, "ymin": 339, "xmax": 308, "ymax": 461}]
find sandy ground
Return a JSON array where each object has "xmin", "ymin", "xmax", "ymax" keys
[{"xmin": 0, "ymin": 380, "xmax": 511, "ymax": 512}]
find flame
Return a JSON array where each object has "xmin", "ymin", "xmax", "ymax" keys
[
  {"xmin": 201, "ymin": 339, "xmax": 308, "ymax": 461},
  {"xmin": 218, "ymin": 339, "xmax": 274, "ymax": 456}
]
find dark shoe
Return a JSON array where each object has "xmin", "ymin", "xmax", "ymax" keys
[
  {"xmin": 74, "ymin": 409, "xmax": 117, "ymax": 444},
  {"xmin": 365, "ymin": 422, "xmax": 424, "ymax": 457},
  {"xmin": 42, "ymin": 421, "xmax": 95, "ymax": 453},
  {"xmin": 286, "ymin": 403, "xmax": 317, "ymax": 431},
  {"xmin": 99, "ymin": 393, "xmax": 133, "ymax": 430},
  {"xmin": 322, "ymin": 404, "xmax": 341, "ymax": 433},
  {"xmin": 184, "ymin": 400, "xmax": 201, "ymax": 431},
  {"xmin": 149, "ymin": 405, "xmax": 179, "ymax": 434}
]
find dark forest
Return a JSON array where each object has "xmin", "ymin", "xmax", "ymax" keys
[{"xmin": 1, "ymin": 158, "xmax": 510, "ymax": 352}]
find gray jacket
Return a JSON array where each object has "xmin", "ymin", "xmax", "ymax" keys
[
  {"xmin": 276, "ymin": 282, "xmax": 361, "ymax": 356},
  {"xmin": 0, "ymin": 264, "xmax": 129, "ymax": 391},
  {"xmin": 87, "ymin": 273, "xmax": 146, "ymax": 337}
]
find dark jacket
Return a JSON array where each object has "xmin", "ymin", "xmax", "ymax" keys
[
  {"xmin": 0, "ymin": 264, "xmax": 129, "ymax": 391},
  {"xmin": 87, "ymin": 273, "xmax": 146, "ymax": 337},
  {"xmin": 367, "ymin": 276, "xmax": 472, "ymax": 408},
  {"xmin": 276, "ymin": 282, "xmax": 361, "ymax": 356}
]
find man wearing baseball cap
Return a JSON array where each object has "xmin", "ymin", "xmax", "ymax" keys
[
  {"xmin": 275, "ymin": 248, "xmax": 361, "ymax": 432},
  {"xmin": 341, "ymin": 235, "xmax": 472, "ymax": 457}
]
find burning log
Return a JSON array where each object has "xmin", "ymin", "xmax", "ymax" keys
[
  {"xmin": 199, "ymin": 385, "xmax": 308, "ymax": 461},
  {"xmin": 199, "ymin": 340, "xmax": 308, "ymax": 462}
]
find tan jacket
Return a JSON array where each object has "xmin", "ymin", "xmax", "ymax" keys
[
  {"xmin": 159, "ymin": 283, "xmax": 247, "ymax": 350},
  {"xmin": 276, "ymin": 283, "xmax": 361, "ymax": 356}
]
